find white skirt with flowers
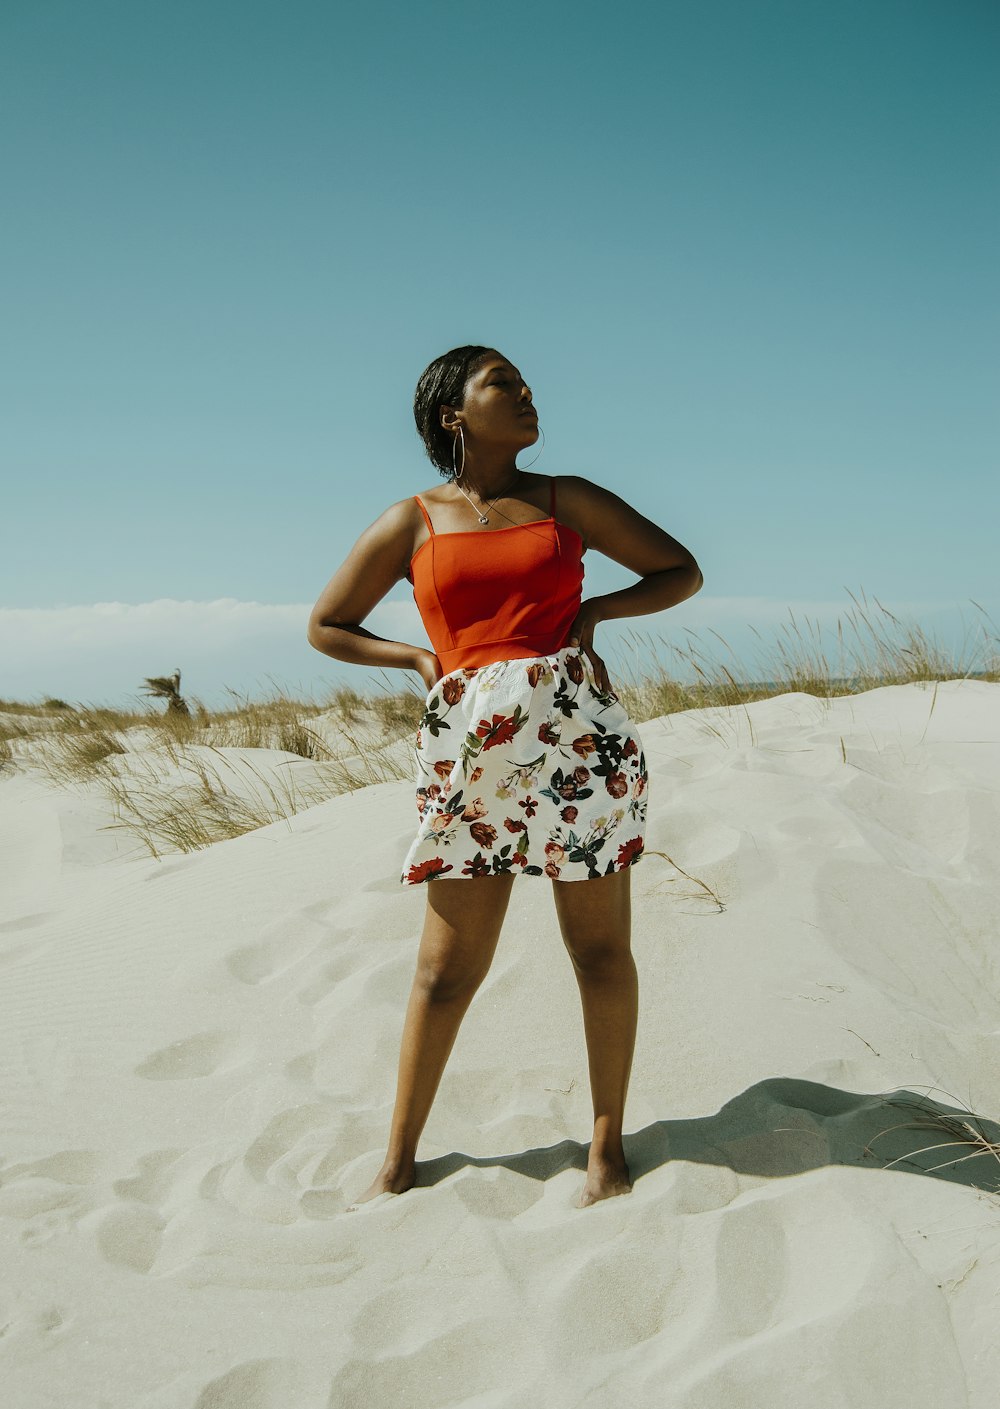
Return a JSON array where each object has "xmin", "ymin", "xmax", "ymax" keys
[{"xmin": 400, "ymin": 647, "xmax": 648, "ymax": 885}]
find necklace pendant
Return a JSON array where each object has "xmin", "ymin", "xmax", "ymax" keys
[{"xmin": 478, "ymin": 514, "xmax": 488, "ymax": 525}]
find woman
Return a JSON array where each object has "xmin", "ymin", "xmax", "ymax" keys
[{"xmin": 307, "ymin": 345, "xmax": 702, "ymax": 1208}]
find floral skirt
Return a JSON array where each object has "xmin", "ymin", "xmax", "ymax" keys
[{"xmin": 401, "ymin": 648, "xmax": 648, "ymax": 885}]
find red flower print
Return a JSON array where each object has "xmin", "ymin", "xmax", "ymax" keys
[
  {"xmin": 632, "ymin": 777, "xmax": 646, "ymax": 799},
  {"xmin": 441, "ymin": 677, "xmax": 466, "ymax": 705},
  {"xmin": 617, "ymin": 837, "xmax": 644, "ymax": 868},
  {"xmin": 573, "ymin": 766, "xmax": 590, "ymax": 784},
  {"xmin": 606, "ymin": 772, "xmax": 628, "ymax": 799},
  {"xmin": 566, "ymin": 655, "xmax": 585, "ymax": 684},
  {"xmin": 544, "ymin": 861, "xmax": 562, "ymax": 879},
  {"xmin": 538, "ymin": 721, "xmax": 560, "ymax": 746},
  {"xmin": 526, "ymin": 662, "xmax": 544, "ymax": 687},
  {"xmin": 560, "ymin": 806, "xmax": 578, "ymax": 823},
  {"xmin": 427, "ymin": 783, "xmax": 441, "ymax": 800},
  {"xmin": 462, "ymin": 853, "xmax": 491, "ymax": 878},
  {"xmin": 469, "ymin": 767, "xmax": 484, "ymax": 783},
  {"xmin": 407, "ymin": 858, "xmax": 454, "ymax": 883},
  {"xmin": 571, "ymin": 733, "xmax": 596, "ymax": 758},
  {"xmin": 416, "ymin": 789, "xmax": 429, "ymax": 816},
  {"xmin": 462, "ymin": 796, "xmax": 487, "ymax": 820},
  {"xmin": 622, "ymin": 738, "xmax": 638, "ymax": 759},
  {"xmin": 544, "ymin": 841, "xmax": 567, "ymax": 865},
  {"xmin": 504, "ymin": 817, "xmax": 527, "ymax": 833},
  {"xmin": 519, "ymin": 796, "xmax": 538, "ymax": 818},
  {"xmin": 558, "ymin": 780, "xmax": 578, "ymax": 800},
  {"xmin": 512, "ymin": 851, "xmax": 527, "ymax": 867},
  {"xmin": 469, "ymin": 821, "xmax": 498, "ymax": 849},
  {"xmin": 476, "ymin": 713, "xmax": 521, "ymax": 749},
  {"xmin": 415, "ymin": 729, "xmax": 423, "ymax": 749},
  {"xmin": 433, "ymin": 759, "xmax": 455, "ymax": 779}
]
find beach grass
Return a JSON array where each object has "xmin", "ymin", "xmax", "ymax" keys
[
  {"xmin": 611, "ymin": 591, "xmax": 998, "ymax": 721},
  {"xmin": 871, "ymin": 1088, "xmax": 1000, "ymax": 1194},
  {"xmin": 2, "ymin": 593, "xmax": 996, "ymax": 856}
]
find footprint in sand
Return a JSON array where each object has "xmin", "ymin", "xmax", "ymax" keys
[
  {"xmin": 0, "ymin": 1150, "xmax": 106, "ymax": 1244},
  {"xmin": 194, "ymin": 1105, "xmax": 335, "ymax": 1224},
  {"xmin": 242, "ymin": 1105, "xmax": 332, "ymax": 1184},
  {"xmin": 4, "ymin": 1149, "xmax": 104, "ymax": 1185},
  {"xmin": 224, "ymin": 902, "xmax": 336, "ymax": 986},
  {"xmin": 0, "ymin": 1304, "xmax": 71, "ymax": 1349},
  {"xmin": 713, "ymin": 1201, "xmax": 789, "ymax": 1337},
  {"xmin": 112, "ymin": 1148, "xmax": 187, "ymax": 1204},
  {"xmin": 83, "ymin": 1202, "xmax": 165, "ymax": 1274},
  {"xmin": 0, "ymin": 1179, "xmax": 83, "ymax": 1221},
  {"xmin": 295, "ymin": 954, "xmax": 357, "ymax": 1007},
  {"xmin": 193, "ymin": 1357, "xmax": 328, "ymax": 1409},
  {"xmin": 134, "ymin": 1030, "xmax": 245, "ymax": 1080},
  {"xmin": 454, "ymin": 1171, "xmax": 545, "ymax": 1220}
]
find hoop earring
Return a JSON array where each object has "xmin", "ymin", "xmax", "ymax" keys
[
  {"xmin": 451, "ymin": 425, "xmax": 466, "ymax": 481},
  {"xmin": 516, "ymin": 425, "xmax": 545, "ymax": 470}
]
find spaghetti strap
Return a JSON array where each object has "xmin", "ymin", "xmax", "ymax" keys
[
  {"xmin": 549, "ymin": 476, "xmax": 557, "ymax": 519},
  {"xmin": 414, "ymin": 495, "xmax": 435, "ymax": 534}
]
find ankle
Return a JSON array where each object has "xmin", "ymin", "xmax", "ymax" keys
[
  {"xmin": 587, "ymin": 1141, "xmax": 627, "ymax": 1170},
  {"xmin": 382, "ymin": 1151, "xmax": 416, "ymax": 1176}
]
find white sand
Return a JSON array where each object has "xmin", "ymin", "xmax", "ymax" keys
[{"xmin": 1, "ymin": 680, "xmax": 998, "ymax": 1409}]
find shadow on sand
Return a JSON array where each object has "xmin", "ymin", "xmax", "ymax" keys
[{"xmin": 411, "ymin": 1079, "xmax": 1000, "ymax": 1196}]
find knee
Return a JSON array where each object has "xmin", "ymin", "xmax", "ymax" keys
[
  {"xmin": 565, "ymin": 937, "xmax": 633, "ymax": 978},
  {"xmin": 414, "ymin": 961, "xmax": 488, "ymax": 1004}
]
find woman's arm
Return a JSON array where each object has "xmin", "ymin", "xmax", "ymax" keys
[
  {"xmin": 307, "ymin": 499, "xmax": 440, "ymax": 692},
  {"xmin": 560, "ymin": 476, "xmax": 703, "ymax": 693}
]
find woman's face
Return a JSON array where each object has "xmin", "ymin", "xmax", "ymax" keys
[{"xmin": 445, "ymin": 354, "xmax": 540, "ymax": 453}]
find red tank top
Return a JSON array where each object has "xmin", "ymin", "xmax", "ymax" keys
[{"xmin": 407, "ymin": 477, "xmax": 585, "ymax": 673}]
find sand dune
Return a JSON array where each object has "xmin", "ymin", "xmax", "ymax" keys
[{"xmin": 1, "ymin": 680, "xmax": 998, "ymax": 1408}]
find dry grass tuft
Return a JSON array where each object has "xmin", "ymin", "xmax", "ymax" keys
[
  {"xmin": 1, "ymin": 684, "xmax": 420, "ymax": 855},
  {"xmin": 869, "ymin": 1088, "xmax": 1000, "ymax": 1192},
  {"xmin": 22, "ymin": 709, "xmax": 134, "ymax": 788},
  {"xmin": 3, "ymin": 591, "xmax": 996, "ymax": 855},
  {"xmin": 613, "ymin": 592, "xmax": 998, "ymax": 723},
  {"xmin": 99, "ymin": 744, "xmax": 328, "ymax": 858}
]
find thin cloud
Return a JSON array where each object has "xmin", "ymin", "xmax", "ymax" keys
[
  {"xmin": 0, "ymin": 596, "xmax": 429, "ymax": 707},
  {"xmin": 0, "ymin": 594, "xmax": 983, "ymax": 708}
]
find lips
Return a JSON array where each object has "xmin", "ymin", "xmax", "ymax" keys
[{"xmin": 519, "ymin": 407, "xmax": 538, "ymax": 418}]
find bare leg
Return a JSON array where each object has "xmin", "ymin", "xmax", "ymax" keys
[
  {"xmin": 552, "ymin": 868, "xmax": 637, "ymax": 1207},
  {"xmin": 350, "ymin": 874, "xmax": 514, "ymax": 1206}
]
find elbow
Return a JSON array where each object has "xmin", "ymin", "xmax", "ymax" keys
[
  {"xmin": 307, "ymin": 615, "xmax": 333, "ymax": 651},
  {"xmin": 676, "ymin": 558, "xmax": 703, "ymax": 601}
]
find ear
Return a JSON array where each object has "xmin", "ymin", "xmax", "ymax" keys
[{"xmin": 439, "ymin": 404, "xmax": 461, "ymax": 434}]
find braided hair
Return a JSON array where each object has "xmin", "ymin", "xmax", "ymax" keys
[{"xmin": 413, "ymin": 345, "xmax": 497, "ymax": 477}]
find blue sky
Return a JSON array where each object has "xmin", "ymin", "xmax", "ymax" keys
[{"xmin": 2, "ymin": 0, "xmax": 997, "ymax": 707}]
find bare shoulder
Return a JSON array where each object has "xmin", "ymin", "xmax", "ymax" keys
[
  {"xmin": 340, "ymin": 495, "xmax": 425, "ymax": 578},
  {"xmin": 364, "ymin": 494, "xmax": 426, "ymax": 542},
  {"xmin": 551, "ymin": 474, "xmax": 637, "ymax": 542},
  {"xmin": 376, "ymin": 494, "xmax": 425, "ymax": 527},
  {"xmin": 553, "ymin": 474, "xmax": 700, "ymax": 575}
]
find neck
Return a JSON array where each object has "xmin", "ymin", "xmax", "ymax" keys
[{"xmin": 455, "ymin": 451, "xmax": 522, "ymax": 501}]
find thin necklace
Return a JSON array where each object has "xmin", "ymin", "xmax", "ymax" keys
[{"xmin": 455, "ymin": 474, "xmax": 521, "ymax": 525}]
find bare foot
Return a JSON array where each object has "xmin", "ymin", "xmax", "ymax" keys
[
  {"xmin": 576, "ymin": 1155, "xmax": 633, "ymax": 1208},
  {"xmin": 347, "ymin": 1161, "xmax": 416, "ymax": 1211}
]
